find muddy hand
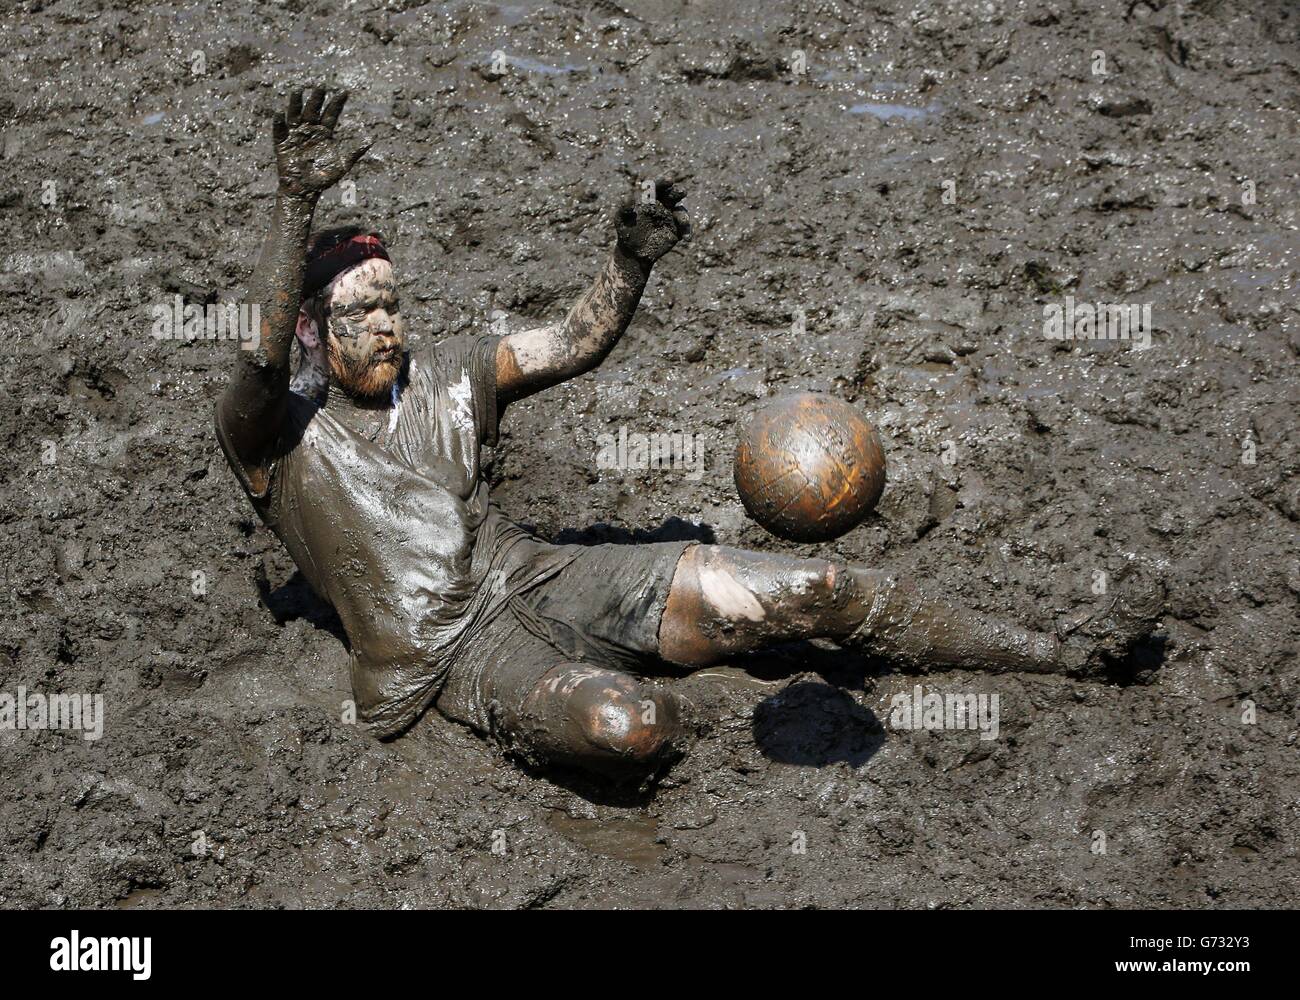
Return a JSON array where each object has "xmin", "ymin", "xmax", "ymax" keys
[
  {"xmin": 272, "ymin": 87, "xmax": 372, "ymax": 201},
  {"xmin": 615, "ymin": 178, "xmax": 691, "ymax": 264}
]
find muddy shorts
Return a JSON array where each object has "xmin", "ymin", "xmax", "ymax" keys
[{"xmin": 435, "ymin": 539, "xmax": 693, "ymax": 738}]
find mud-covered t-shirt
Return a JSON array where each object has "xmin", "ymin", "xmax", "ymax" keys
[{"xmin": 215, "ymin": 335, "xmax": 576, "ymax": 737}]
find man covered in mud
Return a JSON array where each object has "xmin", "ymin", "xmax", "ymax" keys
[{"xmin": 217, "ymin": 89, "xmax": 1163, "ymax": 777}]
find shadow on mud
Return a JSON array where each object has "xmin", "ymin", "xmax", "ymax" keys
[
  {"xmin": 752, "ymin": 678, "xmax": 886, "ymax": 767},
  {"xmin": 1094, "ymin": 634, "xmax": 1170, "ymax": 686},
  {"xmin": 727, "ymin": 641, "xmax": 886, "ymax": 768},
  {"xmin": 257, "ymin": 569, "xmax": 349, "ymax": 647},
  {"xmin": 549, "ymin": 516, "xmax": 717, "ymax": 546},
  {"xmin": 508, "ymin": 756, "xmax": 674, "ymax": 807}
]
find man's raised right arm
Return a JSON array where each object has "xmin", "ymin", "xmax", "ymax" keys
[{"xmin": 217, "ymin": 87, "xmax": 371, "ymax": 488}]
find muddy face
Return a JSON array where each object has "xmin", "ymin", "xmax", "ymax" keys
[{"xmin": 321, "ymin": 258, "xmax": 406, "ymax": 398}]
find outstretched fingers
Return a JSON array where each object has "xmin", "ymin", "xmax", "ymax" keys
[
  {"xmin": 283, "ymin": 86, "xmax": 344, "ymax": 131},
  {"xmin": 321, "ymin": 90, "xmax": 349, "ymax": 129},
  {"xmin": 301, "ymin": 87, "xmax": 326, "ymax": 123}
]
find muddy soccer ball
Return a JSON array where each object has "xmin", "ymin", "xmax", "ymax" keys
[{"xmin": 733, "ymin": 392, "xmax": 886, "ymax": 543}]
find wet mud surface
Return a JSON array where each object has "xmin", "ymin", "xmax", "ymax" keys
[{"xmin": 2, "ymin": 0, "xmax": 1297, "ymax": 908}]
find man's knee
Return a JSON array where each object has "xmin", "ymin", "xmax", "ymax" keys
[
  {"xmin": 518, "ymin": 664, "xmax": 686, "ymax": 775},
  {"xmin": 580, "ymin": 682, "xmax": 681, "ymax": 763},
  {"xmin": 661, "ymin": 545, "xmax": 848, "ymax": 664}
]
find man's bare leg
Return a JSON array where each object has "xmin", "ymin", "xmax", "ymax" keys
[{"xmin": 659, "ymin": 545, "xmax": 1161, "ymax": 674}]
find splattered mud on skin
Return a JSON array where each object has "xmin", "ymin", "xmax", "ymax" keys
[
  {"xmin": 2, "ymin": 1, "xmax": 1298, "ymax": 908},
  {"xmin": 502, "ymin": 249, "xmax": 648, "ymax": 384},
  {"xmin": 661, "ymin": 545, "xmax": 854, "ymax": 664},
  {"xmin": 500, "ymin": 188, "xmax": 686, "ymax": 398}
]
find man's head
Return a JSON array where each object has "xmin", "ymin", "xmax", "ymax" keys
[{"xmin": 298, "ymin": 226, "xmax": 406, "ymax": 398}]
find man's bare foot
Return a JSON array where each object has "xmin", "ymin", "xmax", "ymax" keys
[{"xmin": 1058, "ymin": 572, "xmax": 1166, "ymax": 677}]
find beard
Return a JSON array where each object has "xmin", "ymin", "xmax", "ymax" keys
[{"xmin": 327, "ymin": 337, "xmax": 402, "ymax": 398}]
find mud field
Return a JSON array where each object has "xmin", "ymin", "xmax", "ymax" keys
[{"xmin": 2, "ymin": 0, "xmax": 1297, "ymax": 909}]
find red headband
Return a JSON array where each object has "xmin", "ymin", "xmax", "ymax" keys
[{"xmin": 303, "ymin": 234, "xmax": 390, "ymax": 300}]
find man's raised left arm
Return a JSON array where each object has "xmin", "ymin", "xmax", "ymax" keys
[{"xmin": 496, "ymin": 180, "xmax": 690, "ymax": 404}]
